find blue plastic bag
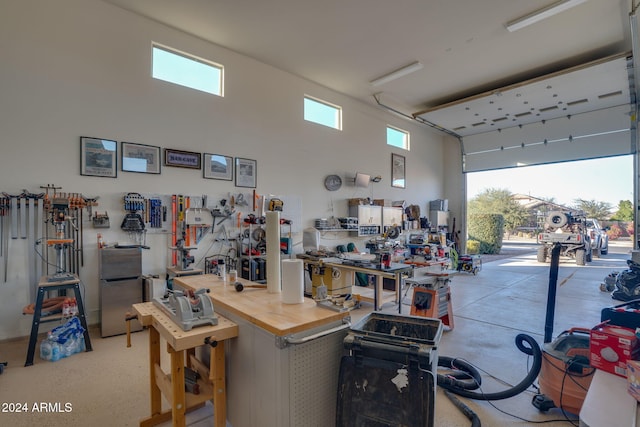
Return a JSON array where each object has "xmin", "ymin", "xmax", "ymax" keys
[{"xmin": 40, "ymin": 317, "xmax": 85, "ymax": 361}]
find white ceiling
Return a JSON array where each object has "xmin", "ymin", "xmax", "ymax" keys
[
  {"xmin": 103, "ymin": 0, "xmax": 634, "ymax": 137},
  {"xmin": 416, "ymin": 53, "xmax": 632, "ymax": 137}
]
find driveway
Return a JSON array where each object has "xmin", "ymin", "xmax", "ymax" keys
[
  {"xmin": 452, "ymin": 238, "xmax": 634, "ymax": 336},
  {"xmin": 479, "ymin": 237, "xmax": 633, "ymax": 265}
]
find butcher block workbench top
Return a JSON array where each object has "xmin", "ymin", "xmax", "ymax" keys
[{"xmin": 174, "ymin": 274, "xmax": 350, "ymax": 337}]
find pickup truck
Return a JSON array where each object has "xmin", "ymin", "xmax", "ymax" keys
[
  {"xmin": 537, "ymin": 211, "xmax": 592, "ymax": 266},
  {"xmin": 586, "ymin": 218, "xmax": 609, "ymax": 257}
]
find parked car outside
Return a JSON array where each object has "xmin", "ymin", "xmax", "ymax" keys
[
  {"xmin": 586, "ymin": 218, "xmax": 608, "ymax": 257},
  {"xmin": 537, "ymin": 211, "xmax": 592, "ymax": 266}
]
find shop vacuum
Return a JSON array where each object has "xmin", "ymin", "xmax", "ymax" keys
[
  {"xmin": 531, "ymin": 242, "xmax": 595, "ymax": 415},
  {"xmin": 433, "ymin": 243, "xmax": 591, "ymax": 427}
]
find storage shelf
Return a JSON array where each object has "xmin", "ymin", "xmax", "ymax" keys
[{"xmin": 352, "ymin": 285, "xmax": 396, "ymax": 306}]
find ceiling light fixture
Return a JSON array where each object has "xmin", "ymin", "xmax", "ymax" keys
[
  {"xmin": 505, "ymin": 0, "xmax": 589, "ymax": 32},
  {"xmin": 370, "ymin": 61, "xmax": 424, "ymax": 86}
]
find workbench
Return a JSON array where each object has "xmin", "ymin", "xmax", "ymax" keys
[
  {"xmin": 326, "ymin": 262, "xmax": 412, "ymax": 310},
  {"xmin": 174, "ymin": 274, "xmax": 351, "ymax": 427},
  {"xmin": 132, "ymin": 302, "xmax": 238, "ymax": 427}
]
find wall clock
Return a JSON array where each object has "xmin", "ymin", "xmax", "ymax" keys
[{"xmin": 324, "ymin": 174, "xmax": 342, "ymax": 191}]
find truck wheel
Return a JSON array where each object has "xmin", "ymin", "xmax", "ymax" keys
[
  {"xmin": 537, "ymin": 247, "xmax": 547, "ymax": 263},
  {"xmin": 576, "ymin": 249, "xmax": 586, "ymax": 266}
]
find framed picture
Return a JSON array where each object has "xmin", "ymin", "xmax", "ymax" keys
[
  {"xmin": 203, "ymin": 153, "xmax": 233, "ymax": 180},
  {"xmin": 235, "ymin": 158, "xmax": 257, "ymax": 188},
  {"xmin": 80, "ymin": 136, "xmax": 117, "ymax": 178},
  {"xmin": 121, "ymin": 142, "xmax": 161, "ymax": 174},
  {"xmin": 391, "ymin": 153, "xmax": 406, "ymax": 188},
  {"xmin": 164, "ymin": 148, "xmax": 201, "ymax": 169}
]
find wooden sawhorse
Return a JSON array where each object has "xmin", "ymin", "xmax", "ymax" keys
[
  {"xmin": 25, "ymin": 275, "xmax": 93, "ymax": 366},
  {"xmin": 132, "ymin": 302, "xmax": 238, "ymax": 427}
]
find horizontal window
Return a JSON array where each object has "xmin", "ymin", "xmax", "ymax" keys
[
  {"xmin": 152, "ymin": 43, "xmax": 223, "ymax": 96},
  {"xmin": 304, "ymin": 96, "xmax": 342, "ymax": 130},
  {"xmin": 387, "ymin": 126, "xmax": 409, "ymax": 150}
]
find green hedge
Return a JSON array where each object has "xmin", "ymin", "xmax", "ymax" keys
[
  {"xmin": 466, "ymin": 240, "xmax": 480, "ymax": 254},
  {"xmin": 468, "ymin": 213, "xmax": 504, "ymax": 254}
]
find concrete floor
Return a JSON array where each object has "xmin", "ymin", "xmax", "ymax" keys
[
  {"xmin": 416, "ymin": 239, "xmax": 632, "ymax": 427},
  {"xmin": 0, "ymin": 239, "xmax": 632, "ymax": 426}
]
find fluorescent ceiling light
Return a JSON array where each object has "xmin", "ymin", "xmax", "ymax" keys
[
  {"xmin": 370, "ymin": 61, "xmax": 424, "ymax": 86},
  {"xmin": 506, "ymin": 0, "xmax": 589, "ymax": 32}
]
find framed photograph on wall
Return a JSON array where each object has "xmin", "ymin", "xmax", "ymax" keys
[
  {"xmin": 235, "ymin": 157, "xmax": 257, "ymax": 188},
  {"xmin": 203, "ymin": 153, "xmax": 233, "ymax": 180},
  {"xmin": 391, "ymin": 153, "xmax": 406, "ymax": 188},
  {"xmin": 164, "ymin": 148, "xmax": 201, "ymax": 169},
  {"xmin": 80, "ymin": 136, "xmax": 117, "ymax": 178},
  {"xmin": 121, "ymin": 142, "xmax": 161, "ymax": 174}
]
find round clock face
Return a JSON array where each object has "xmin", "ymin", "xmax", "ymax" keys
[{"xmin": 324, "ymin": 175, "xmax": 342, "ymax": 191}]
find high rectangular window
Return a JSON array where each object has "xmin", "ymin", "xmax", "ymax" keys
[
  {"xmin": 387, "ymin": 126, "xmax": 409, "ymax": 150},
  {"xmin": 304, "ymin": 96, "xmax": 342, "ymax": 130},
  {"xmin": 152, "ymin": 43, "xmax": 223, "ymax": 96}
]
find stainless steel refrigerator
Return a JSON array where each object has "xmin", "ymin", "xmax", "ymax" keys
[{"xmin": 99, "ymin": 247, "xmax": 143, "ymax": 337}]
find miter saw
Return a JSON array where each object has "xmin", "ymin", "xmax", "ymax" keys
[{"xmin": 153, "ymin": 288, "xmax": 218, "ymax": 331}]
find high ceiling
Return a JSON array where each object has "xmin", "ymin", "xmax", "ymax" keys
[{"xmin": 103, "ymin": 0, "xmax": 634, "ymax": 137}]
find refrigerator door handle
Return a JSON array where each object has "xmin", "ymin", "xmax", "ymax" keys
[{"xmin": 103, "ymin": 277, "xmax": 140, "ymax": 283}]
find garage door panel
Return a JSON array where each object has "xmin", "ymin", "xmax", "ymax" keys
[{"xmin": 463, "ymin": 104, "xmax": 633, "ymax": 172}]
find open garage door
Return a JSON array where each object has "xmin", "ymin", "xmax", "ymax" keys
[
  {"xmin": 415, "ymin": 52, "xmax": 639, "ymax": 248},
  {"xmin": 415, "ymin": 53, "xmax": 635, "ymax": 173}
]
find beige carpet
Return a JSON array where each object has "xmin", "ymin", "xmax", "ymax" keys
[{"xmin": 0, "ymin": 326, "xmax": 186, "ymax": 427}]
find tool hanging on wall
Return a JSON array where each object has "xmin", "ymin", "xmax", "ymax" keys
[
  {"xmin": 36, "ymin": 196, "xmax": 43, "ymax": 281},
  {"xmin": 20, "ymin": 196, "xmax": 26, "ymax": 239},
  {"xmin": 171, "ymin": 194, "xmax": 177, "ymax": 266},
  {"xmin": 34, "ymin": 185, "xmax": 98, "ymax": 283},
  {"xmin": 4, "ymin": 193, "xmax": 19, "ymax": 240},
  {"xmin": 121, "ymin": 192, "xmax": 147, "ymax": 246},
  {"xmin": 44, "ymin": 193, "xmax": 78, "ymax": 282},
  {"xmin": 0, "ymin": 196, "xmax": 7, "ymax": 258},
  {"xmin": 23, "ymin": 191, "xmax": 44, "ymax": 297},
  {"xmin": 92, "ymin": 211, "xmax": 110, "ymax": 228},
  {"xmin": 0, "ymin": 195, "xmax": 8, "ymax": 281},
  {"xmin": 233, "ymin": 192, "xmax": 248, "ymax": 207}
]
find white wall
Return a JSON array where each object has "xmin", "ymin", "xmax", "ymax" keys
[{"xmin": 0, "ymin": 0, "xmax": 458, "ymax": 339}]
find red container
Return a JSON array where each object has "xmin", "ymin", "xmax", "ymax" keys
[{"xmin": 590, "ymin": 323, "xmax": 640, "ymax": 377}]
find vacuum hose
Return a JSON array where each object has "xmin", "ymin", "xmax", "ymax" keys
[
  {"xmin": 443, "ymin": 390, "xmax": 482, "ymax": 427},
  {"xmin": 438, "ymin": 333, "xmax": 542, "ymax": 401}
]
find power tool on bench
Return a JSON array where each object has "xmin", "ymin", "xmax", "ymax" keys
[{"xmin": 153, "ymin": 288, "xmax": 218, "ymax": 331}]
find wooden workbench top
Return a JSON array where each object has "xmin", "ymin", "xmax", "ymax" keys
[
  {"xmin": 132, "ymin": 302, "xmax": 238, "ymax": 351},
  {"xmin": 174, "ymin": 274, "xmax": 349, "ymax": 337}
]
